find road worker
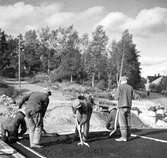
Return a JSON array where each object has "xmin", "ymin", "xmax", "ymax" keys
[
  {"xmin": 0, "ymin": 108, "xmax": 27, "ymax": 144},
  {"xmin": 18, "ymin": 88, "xmax": 51, "ymax": 148},
  {"xmin": 114, "ymin": 76, "xmax": 133, "ymax": 142},
  {"xmin": 145, "ymin": 77, "xmax": 150, "ymax": 97},
  {"xmin": 72, "ymin": 94, "xmax": 94, "ymax": 142}
]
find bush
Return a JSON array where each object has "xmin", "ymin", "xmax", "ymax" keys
[
  {"xmin": 134, "ymin": 90, "xmax": 147, "ymax": 99},
  {"xmin": 0, "ymin": 68, "xmax": 16, "ymax": 78},
  {"xmin": 149, "ymin": 84, "xmax": 161, "ymax": 93},
  {"xmin": 161, "ymin": 89, "xmax": 167, "ymax": 96},
  {"xmin": 96, "ymin": 80, "xmax": 106, "ymax": 90},
  {"xmin": 30, "ymin": 73, "xmax": 49, "ymax": 83},
  {"xmin": 0, "ymin": 81, "xmax": 18, "ymax": 98},
  {"xmin": 148, "ymin": 106, "xmax": 157, "ymax": 112}
]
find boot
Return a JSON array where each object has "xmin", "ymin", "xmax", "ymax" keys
[
  {"xmin": 115, "ymin": 129, "xmax": 128, "ymax": 142},
  {"xmin": 32, "ymin": 127, "xmax": 41, "ymax": 145},
  {"xmin": 31, "ymin": 144, "xmax": 43, "ymax": 148},
  {"xmin": 29, "ymin": 129, "xmax": 34, "ymax": 147},
  {"xmin": 115, "ymin": 137, "xmax": 127, "ymax": 142}
]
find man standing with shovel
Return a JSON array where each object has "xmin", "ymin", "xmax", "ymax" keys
[{"xmin": 112, "ymin": 76, "xmax": 133, "ymax": 142}]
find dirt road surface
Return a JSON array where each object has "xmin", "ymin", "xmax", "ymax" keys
[{"xmin": 10, "ymin": 129, "xmax": 167, "ymax": 158}]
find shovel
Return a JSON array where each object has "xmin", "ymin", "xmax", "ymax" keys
[
  {"xmin": 75, "ymin": 116, "xmax": 90, "ymax": 148},
  {"xmin": 109, "ymin": 108, "xmax": 119, "ymax": 136}
]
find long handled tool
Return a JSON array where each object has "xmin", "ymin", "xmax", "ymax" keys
[
  {"xmin": 109, "ymin": 39, "xmax": 125, "ymax": 137},
  {"xmin": 109, "ymin": 107, "xmax": 119, "ymax": 136},
  {"xmin": 75, "ymin": 116, "xmax": 90, "ymax": 148}
]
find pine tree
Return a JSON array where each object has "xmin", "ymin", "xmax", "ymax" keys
[
  {"xmin": 111, "ymin": 30, "xmax": 141, "ymax": 89},
  {"xmin": 55, "ymin": 26, "xmax": 81, "ymax": 82},
  {"xmin": 24, "ymin": 30, "xmax": 41, "ymax": 74},
  {"xmin": 0, "ymin": 30, "xmax": 9, "ymax": 70}
]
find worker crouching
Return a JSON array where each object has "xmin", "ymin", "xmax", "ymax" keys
[
  {"xmin": 0, "ymin": 108, "xmax": 27, "ymax": 144},
  {"xmin": 106, "ymin": 108, "xmax": 120, "ymax": 136}
]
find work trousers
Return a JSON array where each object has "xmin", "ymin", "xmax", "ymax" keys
[
  {"xmin": 25, "ymin": 112, "xmax": 42, "ymax": 146},
  {"xmin": 118, "ymin": 107, "xmax": 131, "ymax": 139},
  {"xmin": 75, "ymin": 110, "xmax": 92, "ymax": 139},
  {"xmin": 75, "ymin": 120, "xmax": 90, "ymax": 139}
]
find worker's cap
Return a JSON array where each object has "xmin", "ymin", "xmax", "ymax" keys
[
  {"xmin": 78, "ymin": 95, "xmax": 85, "ymax": 100},
  {"xmin": 120, "ymin": 76, "xmax": 128, "ymax": 82},
  {"xmin": 43, "ymin": 88, "xmax": 52, "ymax": 95}
]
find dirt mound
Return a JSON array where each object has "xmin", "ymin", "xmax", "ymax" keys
[
  {"xmin": 44, "ymin": 106, "xmax": 107, "ymax": 133},
  {"xmin": 43, "ymin": 104, "xmax": 147, "ymax": 135},
  {"xmin": 0, "ymin": 94, "xmax": 19, "ymax": 129},
  {"xmin": 94, "ymin": 111, "xmax": 147, "ymax": 129}
]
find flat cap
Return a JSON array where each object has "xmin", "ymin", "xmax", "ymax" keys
[
  {"xmin": 120, "ymin": 76, "xmax": 128, "ymax": 82},
  {"xmin": 78, "ymin": 95, "xmax": 85, "ymax": 100}
]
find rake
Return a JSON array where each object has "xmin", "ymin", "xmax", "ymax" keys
[{"xmin": 109, "ymin": 108, "xmax": 119, "ymax": 136}]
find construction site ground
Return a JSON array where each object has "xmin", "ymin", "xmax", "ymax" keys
[
  {"xmin": 10, "ymin": 128, "xmax": 167, "ymax": 158},
  {"xmin": 1, "ymin": 78, "xmax": 167, "ymax": 158}
]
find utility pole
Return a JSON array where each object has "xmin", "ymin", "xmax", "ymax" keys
[
  {"xmin": 119, "ymin": 37, "xmax": 125, "ymax": 81},
  {"xmin": 18, "ymin": 34, "xmax": 21, "ymax": 93}
]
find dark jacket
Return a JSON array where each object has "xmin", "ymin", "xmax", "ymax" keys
[
  {"xmin": 1, "ymin": 111, "xmax": 27, "ymax": 142},
  {"xmin": 18, "ymin": 92, "xmax": 49, "ymax": 117},
  {"xmin": 115, "ymin": 83, "xmax": 133, "ymax": 108},
  {"xmin": 73, "ymin": 96, "xmax": 94, "ymax": 125}
]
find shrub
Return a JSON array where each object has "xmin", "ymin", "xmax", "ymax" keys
[
  {"xmin": 161, "ymin": 89, "xmax": 167, "ymax": 96},
  {"xmin": 134, "ymin": 90, "xmax": 147, "ymax": 99},
  {"xmin": 149, "ymin": 84, "xmax": 161, "ymax": 93},
  {"xmin": 30, "ymin": 73, "xmax": 49, "ymax": 83},
  {"xmin": 0, "ymin": 68, "xmax": 16, "ymax": 78},
  {"xmin": 96, "ymin": 80, "xmax": 106, "ymax": 90},
  {"xmin": 0, "ymin": 81, "xmax": 18, "ymax": 98}
]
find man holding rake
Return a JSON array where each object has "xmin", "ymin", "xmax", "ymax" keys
[{"xmin": 72, "ymin": 94, "xmax": 94, "ymax": 146}]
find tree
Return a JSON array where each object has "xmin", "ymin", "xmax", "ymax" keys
[
  {"xmin": 111, "ymin": 30, "xmax": 141, "ymax": 89},
  {"xmin": 86, "ymin": 25, "xmax": 108, "ymax": 87},
  {"xmin": 39, "ymin": 27, "xmax": 52, "ymax": 73},
  {"xmin": 78, "ymin": 34, "xmax": 90, "ymax": 82},
  {"xmin": 0, "ymin": 31, "xmax": 20, "ymax": 77},
  {"xmin": 6, "ymin": 37, "xmax": 18, "ymax": 77},
  {"xmin": 0, "ymin": 30, "xmax": 10, "ymax": 70},
  {"xmin": 108, "ymin": 40, "xmax": 122, "ymax": 87},
  {"xmin": 24, "ymin": 30, "xmax": 41, "ymax": 74},
  {"xmin": 56, "ymin": 26, "xmax": 81, "ymax": 82}
]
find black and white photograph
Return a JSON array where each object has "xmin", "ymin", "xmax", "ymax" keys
[{"xmin": 0, "ymin": 0, "xmax": 167, "ymax": 158}]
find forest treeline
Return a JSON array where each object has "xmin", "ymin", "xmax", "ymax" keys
[{"xmin": 0, "ymin": 25, "xmax": 142, "ymax": 89}]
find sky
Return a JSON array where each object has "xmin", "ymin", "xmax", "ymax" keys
[{"xmin": 0, "ymin": 0, "xmax": 167, "ymax": 77}]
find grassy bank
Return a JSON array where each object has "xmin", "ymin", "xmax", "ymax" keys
[{"xmin": 0, "ymin": 79, "xmax": 19, "ymax": 98}]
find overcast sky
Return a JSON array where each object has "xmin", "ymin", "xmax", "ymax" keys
[{"xmin": 0, "ymin": 0, "xmax": 167, "ymax": 77}]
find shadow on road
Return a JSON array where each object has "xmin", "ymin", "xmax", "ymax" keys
[{"xmin": 39, "ymin": 129, "xmax": 143, "ymax": 146}]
